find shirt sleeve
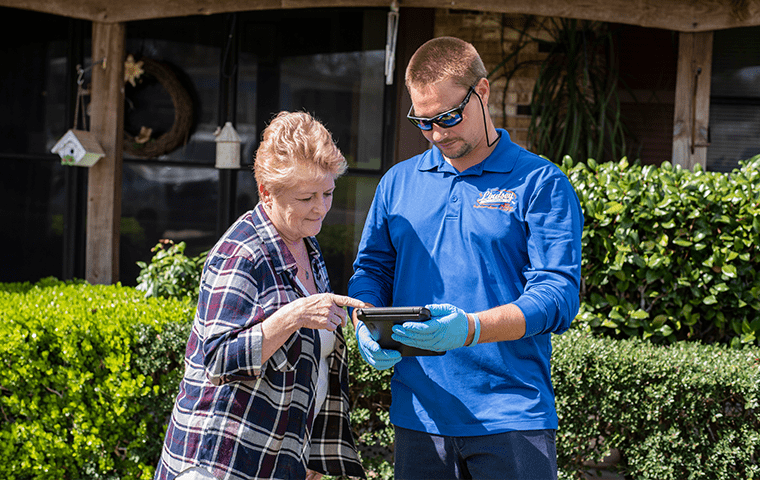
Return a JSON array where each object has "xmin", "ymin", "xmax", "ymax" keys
[
  {"xmin": 513, "ymin": 172, "xmax": 584, "ymax": 337},
  {"xmin": 196, "ymin": 254, "xmax": 270, "ymax": 385},
  {"xmin": 348, "ymin": 181, "xmax": 395, "ymax": 309}
]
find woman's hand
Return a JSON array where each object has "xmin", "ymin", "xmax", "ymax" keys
[
  {"xmin": 260, "ymin": 294, "xmax": 366, "ymax": 364},
  {"xmin": 289, "ymin": 293, "xmax": 366, "ymax": 331}
]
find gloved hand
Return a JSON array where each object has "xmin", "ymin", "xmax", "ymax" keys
[
  {"xmin": 391, "ymin": 303, "xmax": 471, "ymax": 352},
  {"xmin": 355, "ymin": 320, "xmax": 402, "ymax": 370}
]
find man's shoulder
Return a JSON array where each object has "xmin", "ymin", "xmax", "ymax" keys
[
  {"xmin": 392, "ymin": 148, "xmax": 435, "ymax": 173},
  {"xmin": 506, "ymin": 143, "xmax": 568, "ymax": 180},
  {"xmin": 377, "ymin": 150, "xmax": 436, "ymax": 190}
]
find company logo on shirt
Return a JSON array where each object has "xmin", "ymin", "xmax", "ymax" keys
[{"xmin": 474, "ymin": 189, "xmax": 517, "ymax": 212}]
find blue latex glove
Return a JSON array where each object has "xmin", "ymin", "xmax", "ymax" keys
[
  {"xmin": 355, "ymin": 320, "xmax": 402, "ymax": 370},
  {"xmin": 391, "ymin": 303, "xmax": 470, "ymax": 352}
]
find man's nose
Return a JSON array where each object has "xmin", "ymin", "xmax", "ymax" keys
[{"xmin": 430, "ymin": 124, "xmax": 447, "ymax": 141}]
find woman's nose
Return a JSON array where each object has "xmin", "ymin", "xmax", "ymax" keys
[{"xmin": 314, "ymin": 196, "xmax": 329, "ymax": 215}]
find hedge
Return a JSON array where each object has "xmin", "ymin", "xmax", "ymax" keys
[
  {"xmin": 552, "ymin": 329, "xmax": 759, "ymax": 479},
  {"xmin": 2, "ymin": 280, "xmax": 757, "ymax": 479},
  {"xmin": 0, "ymin": 278, "xmax": 193, "ymax": 479},
  {"xmin": 347, "ymin": 326, "xmax": 760, "ymax": 479},
  {"xmin": 564, "ymin": 155, "xmax": 760, "ymax": 347}
]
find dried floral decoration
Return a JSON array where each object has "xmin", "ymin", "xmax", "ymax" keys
[{"xmin": 124, "ymin": 54, "xmax": 145, "ymax": 87}]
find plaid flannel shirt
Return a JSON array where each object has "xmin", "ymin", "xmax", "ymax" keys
[{"xmin": 154, "ymin": 203, "xmax": 365, "ymax": 480}]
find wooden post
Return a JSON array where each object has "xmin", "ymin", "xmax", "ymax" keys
[
  {"xmin": 86, "ymin": 22, "xmax": 125, "ymax": 284},
  {"xmin": 672, "ymin": 31, "xmax": 713, "ymax": 170}
]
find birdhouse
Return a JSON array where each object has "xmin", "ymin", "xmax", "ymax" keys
[
  {"xmin": 51, "ymin": 129, "xmax": 105, "ymax": 167},
  {"xmin": 214, "ymin": 122, "xmax": 241, "ymax": 169}
]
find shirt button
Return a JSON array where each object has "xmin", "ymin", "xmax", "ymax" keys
[{"xmin": 452, "ymin": 195, "xmax": 458, "ymax": 202}]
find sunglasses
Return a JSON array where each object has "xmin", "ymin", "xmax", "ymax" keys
[{"xmin": 407, "ymin": 86, "xmax": 476, "ymax": 131}]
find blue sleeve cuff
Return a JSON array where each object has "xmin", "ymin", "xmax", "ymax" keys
[
  {"xmin": 347, "ymin": 276, "xmax": 390, "ymax": 310},
  {"xmin": 513, "ymin": 294, "xmax": 556, "ymax": 338}
]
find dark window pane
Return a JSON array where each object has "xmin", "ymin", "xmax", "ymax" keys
[
  {"xmin": 317, "ymin": 175, "xmax": 379, "ymax": 295},
  {"xmin": 126, "ymin": 18, "xmax": 223, "ymax": 164},
  {"xmin": 706, "ymin": 103, "xmax": 760, "ymax": 173},
  {"xmin": 708, "ymin": 26, "xmax": 760, "ymax": 172},
  {"xmin": 0, "ymin": 157, "xmax": 65, "ymax": 282},
  {"xmin": 120, "ymin": 164, "xmax": 219, "ymax": 285},
  {"xmin": 0, "ymin": 9, "xmax": 71, "ymax": 156}
]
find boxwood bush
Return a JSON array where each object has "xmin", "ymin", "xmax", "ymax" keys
[
  {"xmin": 1, "ymin": 279, "xmax": 757, "ymax": 479},
  {"xmin": 0, "ymin": 278, "xmax": 193, "ymax": 479},
  {"xmin": 553, "ymin": 329, "xmax": 759, "ymax": 480}
]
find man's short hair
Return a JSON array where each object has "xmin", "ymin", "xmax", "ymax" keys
[{"xmin": 405, "ymin": 36, "xmax": 487, "ymax": 91}]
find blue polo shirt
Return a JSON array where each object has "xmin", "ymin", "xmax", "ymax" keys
[{"xmin": 348, "ymin": 130, "xmax": 583, "ymax": 435}]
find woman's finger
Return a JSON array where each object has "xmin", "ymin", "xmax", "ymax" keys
[{"xmin": 329, "ymin": 294, "xmax": 367, "ymax": 309}]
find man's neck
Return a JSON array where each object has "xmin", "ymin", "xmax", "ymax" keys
[{"xmin": 445, "ymin": 129, "xmax": 500, "ymax": 172}]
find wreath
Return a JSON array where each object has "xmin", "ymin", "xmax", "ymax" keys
[{"xmin": 123, "ymin": 55, "xmax": 194, "ymax": 158}]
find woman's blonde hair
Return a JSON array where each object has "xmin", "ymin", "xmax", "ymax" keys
[
  {"xmin": 253, "ymin": 111, "xmax": 346, "ymax": 194},
  {"xmin": 405, "ymin": 36, "xmax": 487, "ymax": 91}
]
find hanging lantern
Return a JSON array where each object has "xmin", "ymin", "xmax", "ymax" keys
[
  {"xmin": 214, "ymin": 122, "xmax": 241, "ymax": 169},
  {"xmin": 51, "ymin": 129, "xmax": 105, "ymax": 167}
]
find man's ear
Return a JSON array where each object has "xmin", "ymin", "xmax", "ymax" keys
[{"xmin": 476, "ymin": 77, "xmax": 490, "ymax": 104}]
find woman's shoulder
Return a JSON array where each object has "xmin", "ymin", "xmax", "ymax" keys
[{"xmin": 207, "ymin": 211, "xmax": 269, "ymax": 265}]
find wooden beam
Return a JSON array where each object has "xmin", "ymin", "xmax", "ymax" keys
[
  {"xmin": 395, "ymin": 7, "xmax": 436, "ymax": 165},
  {"xmin": 3, "ymin": 0, "xmax": 760, "ymax": 32},
  {"xmin": 86, "ymin": 22, "xmax": 125, "ymax": 284},
  {"xmin": 672, "ymin": 31, "xmax": 713, "ymax": 170}
]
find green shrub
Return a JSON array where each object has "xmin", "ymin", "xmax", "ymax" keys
[
  {"xmin": 0, "ymin": 278, "xmax": 193, "ymax": 479},
  {"xmin": 344, "ymin": 322, "xmax": 395, "ymax": 480},
  {"xmin": 552, "ymin": 329, "xmax": 760, "ymax": 479},
  {"xmin": 344, "ymin": 327, "xmax": 760, "ymax": 480},
  {"xmin": 136, "ymin": 240, "xmax": 207, "ymax": 302},
  {"xmin": 563, "ymin": 155, "xmax": 760, "ymax": 347},
  {"xmin": 2, "ymin": 279, "xmax": 757, "ymax": 479}
]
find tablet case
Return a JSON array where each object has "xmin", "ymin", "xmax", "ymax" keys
[{"xmin": 356, "ymin": 307, "xmax": 444, "ymax": 356}]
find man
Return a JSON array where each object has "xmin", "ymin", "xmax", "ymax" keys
[{"xmin": 348, "ymin": 36, "xmax": 583, "ymax": 479}]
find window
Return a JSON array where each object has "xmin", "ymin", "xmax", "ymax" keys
[
  {"xmin": 119, "ymin": 9, "xmax": 389, "ymax": 292},
  {"xmin": 708, "ymin": 26, "xmax": 760, "ymax": 172},
  {"xmin": 0, "ymin": 9, "xmax": 76, "ymax": 282},
  {"xmin": 0, "ymin": 7, "xmax": 390, "ymax": 293}
]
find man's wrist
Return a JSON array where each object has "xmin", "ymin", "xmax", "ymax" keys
[{"xmin": 466, "ymin": 313, "xmax": 481, "ymax": 347}]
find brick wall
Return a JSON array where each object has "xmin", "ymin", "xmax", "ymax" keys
[
  {"xmin": 433, "ymin": 11, "xmax": 678, "ymax": 164},
  {"xmin": 433, "ymin": 9, "xmax": 548, "ymax": 148}
]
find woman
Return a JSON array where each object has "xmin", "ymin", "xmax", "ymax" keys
[{"xmin": 154, "ymin": 111, "xmax": 367, "ymax": 480}]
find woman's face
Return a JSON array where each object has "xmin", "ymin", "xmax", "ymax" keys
[{"xmin": 261, "ymin": 173, "xmax": 336, "ymax": 245}]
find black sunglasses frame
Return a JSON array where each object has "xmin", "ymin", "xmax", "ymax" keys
[{"xmin": 407, "ymin": 85, "xmax": 476, "ymax": 131}]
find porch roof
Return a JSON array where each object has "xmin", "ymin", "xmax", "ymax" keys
[{"xmin": 2, "ymin": 0, "xmax": 760, "ymax": 32}]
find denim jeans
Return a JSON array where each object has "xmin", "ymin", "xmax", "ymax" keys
[{"xmin": 394, "ymin": 425, "xmax": 557, "ymax": 480}]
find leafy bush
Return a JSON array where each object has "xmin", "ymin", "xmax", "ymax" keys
[
  {"xmin": 342, "ymin": 326, "xmax": 760, "ymax": 480},
  {"xmin": 136, "ymin": 240, "xmax": 207, "ymax": 302},
  {"xmin": 0, "ymin": 278, "xmax": 193, "ymax": 479},
  {"xmin": 344, "ymin": 323, "xmax": 395, "ymax": 480},
  {"xmin": 553, "ymin": 329, "xmax": 760, "ymax": 479},
  {"xmin": 2, "ymin": 280, "xmax": 757, "ymax": 479},
  {"xmin": 563, "ymin": 155, "xmax": 760, "ymax": 347}
]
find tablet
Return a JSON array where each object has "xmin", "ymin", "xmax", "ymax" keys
[{"xmin": 356, "ymin": 306, "xmax": 444, "ymax": 356}]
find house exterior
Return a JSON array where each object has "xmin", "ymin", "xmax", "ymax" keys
[{"xmin": 1, "ymin": 1, "xmax": 759, "ymax": 291}]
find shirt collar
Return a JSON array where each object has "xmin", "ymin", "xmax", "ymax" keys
[{"xmin": 417, "ymin": 129, "xmax": 518, "ymax": 175}]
